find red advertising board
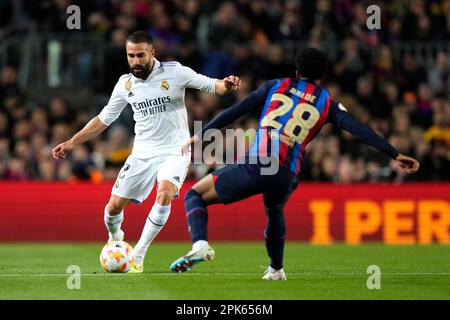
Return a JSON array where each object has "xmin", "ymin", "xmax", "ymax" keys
[{"xmin": 0, "ymin": 182, "xmax": 449, "ymax": 243}]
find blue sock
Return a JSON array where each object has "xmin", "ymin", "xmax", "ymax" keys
[
  {"xmin": 185, "ymin": 189, "xmax": 208, "ymax": 243},
  {"xmin": 264, "ymin": 212, "xmax": 286, "ymax": 270},
  {"xmin": 265, "ymin": 236, "xmax": 285, "ymax": 270}
]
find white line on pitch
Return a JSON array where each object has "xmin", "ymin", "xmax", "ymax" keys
[{"xmin": 1, "ymin": 272, "xmax": 450, "ymax": 278}]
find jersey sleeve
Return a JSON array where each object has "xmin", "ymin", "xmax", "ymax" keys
[
  {"xmin": 326, "ymin": 100, "xmax": 399, "ymax": 159},
  {"xmin": 199, "ymin": 80, "xmax": 276, "ymax": 136},
  {"xmin": 98, "ymin": 80, "xmax": 128, "ymax": 126},
  {"xmin": 175, "ymin": 62, "xmax": 216, "ymax": 94}
]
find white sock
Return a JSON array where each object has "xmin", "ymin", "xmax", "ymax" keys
[
  {"xmin": 193, "ymin": 240, "xmax": 209, "ymax": 251},
  {"xmin": 269, "ymin": 266, "xmax": 282, "ymax": 272},
  {"xmin": 133, "ymin": 202, "xmax": 171, "ymax": 265},
  {"xmin": 104, "ymin": 206, "xmax": 123, "ymax": 236}
]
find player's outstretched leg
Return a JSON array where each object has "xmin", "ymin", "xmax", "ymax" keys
[
  {"xmin": 170, "ymin": 183, "xmax": 217, "ymax": 273},
  {"xmin": 262, "ymin": 192, "xmax": 288, "ymax": 280},
  {"xmin": 130, "ymin": 180, "xmax": 176, "ymax": 273},
  {"xmin": 130, "ymin": 202, "xmax": 171, "ymax": 273}
]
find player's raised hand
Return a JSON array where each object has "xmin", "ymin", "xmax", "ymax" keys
[
  {"xmin": 181, "ymin": 140, "xmax": 191, "ymax": 156},
  {"xmin": 223, "ymin": 75, "xmax": 241, "ymax": 92},
  {"xmin": 52, "ymin": 140, "xmax": 74, "ymax": 160},
  {"xmin": 395, "ymin": 154, "xmax": 420, "ymax": 174},
  {"xmin": 181, "ymin": 135, "xmax": 200, "ymax": 156}
]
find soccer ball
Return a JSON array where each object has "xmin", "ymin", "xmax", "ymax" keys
[{"xmin": 100, "ymin": 240, "xmax": 134, "ymax": 273}]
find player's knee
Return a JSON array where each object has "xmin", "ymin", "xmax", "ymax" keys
[
  {"xmin": 156, "ymin": 188, "xmax": 176, "ymax": 205},
  {"xmin": 106, "ymin": 202, "xmax": 124, "ymax": 215},
  {"xmin": 184, "ymin": 188, "xmax": 204, "ymax": 210},
  {"xmin": 184, "ymin": 188, "xmax": 200, "ymax": 202}
]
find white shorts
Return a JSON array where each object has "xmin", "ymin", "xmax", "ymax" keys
[{"xmin": 112, "ymin": 154, "xmax": 190, "ymax": 204}]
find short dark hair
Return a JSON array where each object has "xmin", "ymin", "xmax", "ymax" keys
[
  {"xmin": 295, "ymin": 48, "xmax": 328, "ymax": 80},
  {"xmin": 126, "ymin": 31, "xmax": 153, "ymax": 45}
]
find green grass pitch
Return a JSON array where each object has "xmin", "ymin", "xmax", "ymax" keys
[{"xmin": 0, "ymin": 242, "xmax": 449, "ymax": 299}]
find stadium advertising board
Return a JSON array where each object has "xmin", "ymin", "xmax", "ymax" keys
[{"xmin": 1, "ymin": 183, "xmax": 448, "ymax": 244}]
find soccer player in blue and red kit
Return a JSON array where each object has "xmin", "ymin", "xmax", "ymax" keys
[{"xmin": 170, "ymin": 48, "xmax": 420, "ymax": 280}]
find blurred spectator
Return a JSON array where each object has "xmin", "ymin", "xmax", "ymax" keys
[
  {"xmin": 399, "ymin": 54, "xmax": 426, "ymax": 93},
  {"xmin": 428, "ymin": 51, "xmax": 450, "ymax": 97},
  {"xmin": 0, "ymin": 112, "xmax": 10, "ymax": 137},
  {"xmin": 48, "ymin": 97, "xmax": 73, "ymax": 126},
  {"xmin": 103, "ymin": 28, "xmax": 130, "ymax": 94},
  {"xmin": 267, "ymin": 45, "xmax": 295, "ymax": 79},
  {"xmin": 415, "ymin": 139, "xmax": 450, "ymax": 181},
  {"xmin": 424, "ymin": 108, "xmax": 450, "ymax": 146},
  {"xmin": 71, "ymin": 144, "xmax": 96, "ymax": 180},
  {"xmin": 350, "ymin": 2, "xmax": 381, "ymax": 47},
  {"xmin": 48, "ymin": 0, "xmax": 75, "ymax": 32},
  {"xmin": 334, "ymin": 37, "xmax": 367, "ymax": 93},
  {"xmin": 51, "ymin": 122, "xmax": 73, "ymax": 146},
  {"xmin": 0, "ymin": 66, "xmax": 20, "ymax": 102},
  {"xmin": 275, "ymin": 0, "xmax": 305, "ymax": 41},
  {"xmin": 207, "ymin": 1, "xmax": 241, "ymax": 47},
  {"xmin": 356, "ymin": 74, "xmax": 390, "ymax": 119},
  {"xmin": 384, "ymin": 17, "xmax": 403, "ymax": 45},
  {"xmin": 105, "ymin": 125, "xmax": 132, "ymax": 168},
  {"xmin": 149, "ymin": 10, "xmax": 180, "ymax": 58},
  {"xmin": 87, "ymin": 11, "xmax": 112, "ymax": 36},
  {"xmin": 373, "ymin": 45, "xmax": 399, "ymax": 87},
  {"xmin": 402, "ymin": 0, "xmax": 426, "ymax": 40},
  {"xmin": 415, "ymin": 82, "xmax": 434, "ymax": 127},
  {"xmin": 30, "ymin": 107, "xmax": 49, "ymax": 135}
]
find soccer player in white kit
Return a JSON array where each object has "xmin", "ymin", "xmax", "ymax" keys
[{"xmin": 52, "ymin": 31, "xmax": 241, "ymax": 273}]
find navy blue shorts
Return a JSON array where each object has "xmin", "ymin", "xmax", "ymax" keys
[{"xmin": 212, "ymin": 164, "xmax": 299, "ymax": 205}]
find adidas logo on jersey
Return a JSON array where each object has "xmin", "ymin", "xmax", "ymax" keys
[
  {"xmin": 128, "ymin": 92, "xmax": 134, "ymax": 97},
  {"xmin": 173, "ymin": 176, "xmax": 180, "ymax": 183}
]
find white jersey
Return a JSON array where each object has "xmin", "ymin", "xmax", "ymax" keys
[{"xmin": 98, "ymin": 59, "xmax": 216, "ymax": 158}]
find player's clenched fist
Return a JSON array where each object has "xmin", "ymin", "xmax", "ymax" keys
[
  {"xmin": 223, "ymin": 75, "xmax": 241, "ymax": 92},
  {"xmin": 52, "ymin": 140, "xmax": 74, "ymax": 160}
]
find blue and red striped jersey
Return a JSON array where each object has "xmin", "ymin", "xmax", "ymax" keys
[{"xmin": 248, "ymin": 78, "xmax": 331, "ymax": 175}]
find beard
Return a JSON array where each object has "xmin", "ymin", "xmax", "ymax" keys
[{"xmin": 130, "ymin": 62, "xmax": 152, "ymax": 80}]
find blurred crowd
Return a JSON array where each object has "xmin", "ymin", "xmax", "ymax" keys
[{"xmin": 1, "ymin": 0, "xmax": 450, "ymax": 183}]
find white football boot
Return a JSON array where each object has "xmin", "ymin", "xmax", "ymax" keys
[
  {"xmin": 263, "ymin": 266, "xmax": 287, "ymax": 280},
  {"xmin": 170, "ymin": 240, "xmax": 215, "ymax": 273}
]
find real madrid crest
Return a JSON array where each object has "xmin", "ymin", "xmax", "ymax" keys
[
  {"xmin": 161, "ymin": 80, "xmax": 169, "ymax": 91},
  {"xmin": 125, "ymin": 79, "xmax": 132, "ymax": 91}
]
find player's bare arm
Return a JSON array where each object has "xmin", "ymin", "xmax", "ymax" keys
[
  {"xmin": 52, "ymin": 116, "xmax": 107, "ymax": 160},
  {"xmin": 215, "ymin": 75, "xmax": 241, "ymax": 95}
]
